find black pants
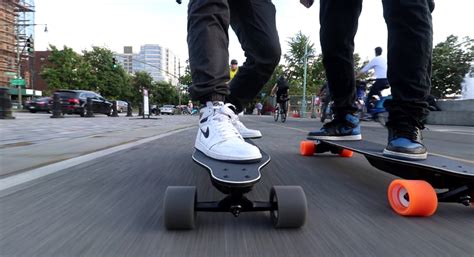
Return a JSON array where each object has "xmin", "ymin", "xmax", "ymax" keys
[
  {"xmin": 320, "ymin": 0, "xmax": 434, "ymax": 128},
  {"xmin": 187, "ymin": 0, "xmax": 281, "ymax": 110},
  {"xmin": 365, "ymin": 78, "xmax": 389, "ymax": 110}
]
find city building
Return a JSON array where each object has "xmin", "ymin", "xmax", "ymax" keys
[
  {"xmin": 115, "ymin": 46, "xmax": 138, "ymax": 74},
  {"xmin": 115, "ymin": 44, "xmax": 182, "ymax": 85},
  {"xmin": 0, "ymin": 0, "xmax": 43, "ymax": 102}
]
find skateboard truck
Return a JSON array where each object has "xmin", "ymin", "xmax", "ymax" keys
[{"xmin": 437, "ymin": 185, "xmax": 472, "ymax": 206}]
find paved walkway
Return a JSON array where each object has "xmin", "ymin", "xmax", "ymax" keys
[{"xmin": 0, "ymin": 113, "xmax": 197, "ymax": 177}]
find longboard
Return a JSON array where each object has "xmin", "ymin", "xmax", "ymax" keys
[
  {"xmin": 163, "ymin": 140, "xmax": 307, "ymax": 230},
  {"xmin": 300, "ymin": 139, "xmax": 474, "ymax": 217}
]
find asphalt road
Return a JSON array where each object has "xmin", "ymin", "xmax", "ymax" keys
[{"xmin": 1, "ymin": 116, "xmax": 473, "ymax": 257}]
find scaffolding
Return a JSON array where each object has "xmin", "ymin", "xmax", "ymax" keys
[{"xmin": 0, "ymin": 0, "xmax": 35, "ymax": 103}]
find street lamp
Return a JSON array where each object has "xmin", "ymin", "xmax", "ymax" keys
[{"xmin": 302, "ymin": 42, "xmax": 315, "ymax": 118}]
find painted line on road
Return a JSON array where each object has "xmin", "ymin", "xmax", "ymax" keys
[
  {"xmin": 250, "ymin": 118, "xmax": 474, "ymax": 164},
  {"xmin": 0, "ymin": 126, "xmax": 195, "ymax": 192}
]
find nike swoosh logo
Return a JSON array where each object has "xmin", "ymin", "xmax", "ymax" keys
[
  {"xmin": 339, "ymin": 127, "xmax": 353, "ymax": 134},
  {"xmin": 201, "ymin": 127, "xmax": 210, "ymax": 138}
]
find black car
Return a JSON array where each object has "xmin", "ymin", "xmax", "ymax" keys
[
  {"xmin": 54, "ymin": 90, "xmax": 112, "ymax": 117},
  {"xmin": 25, "ymin": 97, "xmax": 52, "ymax": 113}
]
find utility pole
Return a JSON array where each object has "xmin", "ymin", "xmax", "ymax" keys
[{"xmin": 16, "ymin": 23, "xmax": 22, "ymax": 109}]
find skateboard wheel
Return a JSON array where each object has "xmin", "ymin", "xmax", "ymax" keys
[
  {"xmin": 339, "ymin": 149, "xmax": 353, "ymax": 158},
  {"xmin": 300, "ymin": 141, "xmax": 315, "ymax": 156},
  {"xmin": 164, "ymin": 186, "xmax": 197, "ymax": 230},
  {"xmin": 270, "ymin": 186, "xmax": 307, "ymax": 228},
  {"xmin": 387, "ymin": 180, "xmax": 438, "ymax": 217}
]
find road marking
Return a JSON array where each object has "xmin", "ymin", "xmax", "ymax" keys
[
  {"xmin": 249, "ymin": 118, "xmax": 474, "ymax": 164},
  {"xmin": 0, "ymin": 126, "xmax": 195, "ymax": 192}
]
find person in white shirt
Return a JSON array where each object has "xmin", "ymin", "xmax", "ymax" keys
[{"xmin": 356, "ymin": 47, "xmax": 390, "ymax": 113}]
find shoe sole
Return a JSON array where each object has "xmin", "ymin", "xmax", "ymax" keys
[
  {"xmin": 307, "ymin": 134, "xmax": 362, "ymax": 141},
  {"xmin": 195, "ymin": 141, "xmax": 262, "ymax": 163},
  {"xmin": 241, "ymin": 134, "xmax": 262, "ymax": 139},
  {"xmin": 382, "ymin": 149, "xmax": 428, "ymax": 161}
]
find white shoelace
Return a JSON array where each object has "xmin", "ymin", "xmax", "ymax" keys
[
  {"xmin": 211, "ymin": 105, "xmax": 242, "ymax": 141},
  {"xmin": 222, "ymin": 103, "xmax": 247, "ymax": 129}
]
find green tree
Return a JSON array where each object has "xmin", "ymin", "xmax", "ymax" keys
[
  {"xmin": 432, "ymin": 35, "xmax": 474, "ymax": 98},
  {"xmin": 130, "ymin": 71, "xmax": 154, "ymax": 106},
  {"xmin": 283, "ymin": 31, "xmax": 315, "ymax": 95},
  {"xmin": 40, "ymin": 45, "xmax": 93, "ymax": 91},
  {"xmin": 82, "ymin": 47, "xmax": 130, "ymax": 100},
  {"xmin": 283, "ymin": 31, "xmax": 326, "ymax": 96},
  {"xmin": 178, "ymin": 60, "xmax": 192, "ymax": 87},
  {"xmin": 151, "ymin": 81, "xmax": 179, "ymax": 105}
]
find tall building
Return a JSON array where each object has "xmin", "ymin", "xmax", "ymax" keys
[
  {"xmin": 0, "ymin": 1, "xmax": 20, "ymax": 87},
  {"xmin": 116, "ymin": 46, "xmax": 138, "ymax": 74},
  {"xmin": 115, "ymin": 44, "xmax": 181, "ymax": 85},
  {"xmin": 0, "ymin": 0, "xmax": 41, "ymax": 100}
]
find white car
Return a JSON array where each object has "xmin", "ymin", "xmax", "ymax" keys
[
  {"xmin": 159, "ymin": 105, "xmax": 176, "ymax": 115},
  {"xmin": 116, "ymin": 100, "xmax": 128, "ymax": 113}
]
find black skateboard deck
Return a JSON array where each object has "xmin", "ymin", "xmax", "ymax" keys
[
  {"xmin": 301, "ymin": 138, "xmax": 474, "ymax": 216},
  {"xmin": 305, "ymin": 139, "xmax": 474, "ymax": 186},
  {"xmin": 192, "ymin": 140, "xmax": 271, "ymax": 188}
]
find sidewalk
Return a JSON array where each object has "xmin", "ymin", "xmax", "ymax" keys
[{"xmin": 0, "ymin": 113, "xmax": 197, "ymax": 177}]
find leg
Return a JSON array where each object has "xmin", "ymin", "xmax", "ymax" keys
[
  {"xmin": 307, "ymin": 0, "xmax": 362, "ymax": 140},
  {"xmin": 226, "ymin": 0, "xmax": 281, "ymax": 113},
  {"xmin": 320, "ymin": 0, "xmax": 362, "ymax": 116},
  {"xmin": 187, "ymin": 0, "xmax": 230, "ymax": 103},
  {"xmin": 365, "ymin": 80, "xmax": 388, "ymax": 111},
  {"xmin": 188, "ymin": 0, "xmax": 262, "ymax": 162},
  {"xmin": 382, "ymin": 0, "xmax": 433, "ymax": 160}
]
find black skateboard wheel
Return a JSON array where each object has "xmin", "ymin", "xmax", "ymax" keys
[
  {"xmin": 270, "ymin": 186, "xmax": 307, "ymax": 228},
  {"xmin": 164, "ymin": 186, "xmax": 197, "ymax": 230}
]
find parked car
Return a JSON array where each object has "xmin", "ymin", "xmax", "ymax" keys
[
  {"xmin": 159, "ymin": 104, "xmax": 176, "ymax": 115},
  {"xmin": 116, "ymin": 100, "xmax": 128, "ymax": 113},
  {"xmin": 54, "ymin": 90, "xmax": 112, "ymax": 117},
  {"xmin": 25, "ymin": 97, "xmax": 52, "ymax": 113}
]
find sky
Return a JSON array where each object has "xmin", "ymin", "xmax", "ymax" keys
[{"xmin": 35, "ymin": 0, "xmax": 474, "ymax": 67}]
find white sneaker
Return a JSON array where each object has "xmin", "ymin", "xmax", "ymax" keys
[
  {"xmin": 224, "ymin": 103, "xmax": 262, "ymax": 139},
  {"xmin": 195, "ymin": 102, "xmax": 262, "ymax": 162}
]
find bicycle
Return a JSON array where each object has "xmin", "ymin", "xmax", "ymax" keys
[{"xmin": 273, "ymin": 100, "xmax": 288, "ymax": 123}]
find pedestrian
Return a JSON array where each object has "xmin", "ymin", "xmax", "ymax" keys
[
  {"xmin": 229, "ymin": 59, "xmax": 239, "ymax": 81},
  {"xmin": 186, "ymin": 0, "xmax": 281, "ymax": 162},
  {"xmin": 303, "ymin": 0, "xmax": 435, "ymax": 160},
  {"xmin": 256, "ymin": 102, "xmax": 263, "ymax": 115}
]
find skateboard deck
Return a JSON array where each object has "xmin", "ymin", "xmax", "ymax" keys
[
  {"xmin": 304, "ymin": 139, "xmax": 474, "ymax": 186},
  {"xmin": 301, "ymin": 139, "xmax": 474, "ymax": 216},
  {"xmin": 192, "ymin": 140, "xmax": 271, "ymax": 187}
]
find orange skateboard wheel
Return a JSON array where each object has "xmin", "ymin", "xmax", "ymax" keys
[
  {"xmin": 387, "ymin": 179, "xmax": 438, "ymax": 217},
  {"xmin": 300, "ymin": 141, "xmax": 315, "ymax": 156},
  {"xmin": 339, "ymin": 149, "xmax": 353, "ymax": 158}
]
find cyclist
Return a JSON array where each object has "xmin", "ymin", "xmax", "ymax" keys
[
  {"xmin": 271, "ymin": 75, "xmax": 290, "ymax": 115},
  {"xmin": 356, "ymin": 47, "xmax": 389, "ymax": 114},
  {"xmin": 317, "ymin": 81, "xmax": 331, "ymax": 120}
]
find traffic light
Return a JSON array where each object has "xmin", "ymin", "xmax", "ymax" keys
[
  {"xmin": 112, "ymin": 57, "xmax": 117, "ymax": 68},
  {"xmin": 26, "ymin": 37, "xmax": 34, "ymax": 53}
]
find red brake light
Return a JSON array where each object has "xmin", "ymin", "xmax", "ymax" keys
[{"xmin": 68, "ymin": 98, "xmax": 80, "ymax": 104}]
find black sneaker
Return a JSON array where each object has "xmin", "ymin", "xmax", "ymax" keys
[
  {"xmin": 383, "ymin": 126, "xmax": 427, "ymax": 160},
  {"xmin": 307, "ymin": 114, "xmax": 362, "ymax": 140}
]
